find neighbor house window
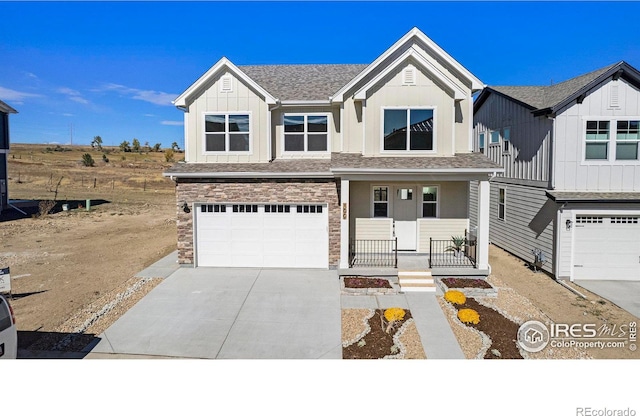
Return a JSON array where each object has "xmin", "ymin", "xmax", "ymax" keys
[
  {"xmin": 478, "ymin": 132, "xmax": 485, "ymax": 154},
  {"xmin": 616, "ymin": 120, "xmax": 639, "ymax": 160},
  {"xmin": 204, "ymin": 113, "xmax": 250, "ymax": 152},
  {"xmin": 422, "ymin": 186, "xmax": 438, "ymax": 218},
  {"xmin": 498, "ymin": 188, "xmax": 506, "ymax": 221},
  {"xmin": 490, "ymin": 130, "xmax": 500, "ymax": 145},
  {"xmin": 284, "ymin": 114, "xmax": 328, "ymax": 152},
  {"xmin": 383, "ymin": 108, "xmax": 434, "ymax": 151},
  {"xmin": 585, "ymin": 120, "xmax": 609, "ymax": 160},
  {"xmin": 503, "ymin": 128, "xmax": 510, "ymax": 152},
  {"xmin": 373, "ymin": 186, "xmax": 389, "ymax": 217}
]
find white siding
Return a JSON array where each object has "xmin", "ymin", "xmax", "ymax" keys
[
  {"xmin": 417, "ymin": 218, "xmax": 469, "ymax": 252},
  {"xmin": 554, "ymin": 78, "xmax": 640, "ymax": 191},
  {"xmin": 355, "ymin": 218, "xmax": 393, "ymax": 240}
]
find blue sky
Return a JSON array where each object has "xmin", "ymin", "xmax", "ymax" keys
[{"xmin": 2, "ymin": 1, "xmax": 640, "ymax": 148}]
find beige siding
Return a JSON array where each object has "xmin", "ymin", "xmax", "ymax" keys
[
  {"xmin": 186, "ymin": 70, "xmax": 269, "ymax": 163},
  {"xmin": 554, "ymin": 78, "xmax": 640, "ymax": 191},
  {"xmin": 355, "ymin": 218, "xmax": 393, "ymax": 240},
  {"xmin": 417, "ymin": 218, "xmax": 469, "ymax": 252},
  {"xmin": 271, "ymin": 106, "xmax": 338, "ymax": 159},
  {"xmin": 474, "ymin": 93, "xmax": 553, "ymax": 182}
]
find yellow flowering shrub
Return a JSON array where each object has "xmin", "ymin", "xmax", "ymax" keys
[
  {"xmin": 444, "ymin": 290, "xmax": 466, "ymax": 305},
  {"xmin": 384, "ymin": 308, "xmax": 406, "ymax": 322},
  {"xmin": 457, "ymin": 308, "xmax": 480, "ymax": 325}
]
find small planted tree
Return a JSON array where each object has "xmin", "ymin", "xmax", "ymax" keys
[{"xmin": 81, "ymin": 153, "xmax": 95, "ymax": 167}]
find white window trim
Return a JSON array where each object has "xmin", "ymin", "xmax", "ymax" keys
[
  {"xmin": 380, "ymin": 106, "xmax": 437, "ymax": 154},
  {"xmin": 281, "ymin": 112, "xmax": 331, "ymax": 155},
  {"xmin": 489, "ymin": 130, "xmax": 501, "ymax": 146},
  {"xmin": 371, "ymin": 185, "xmax": 390, "ymax": 218},
  {"xmin": 202, "ymin": 111, "xmax": 253, "ymax": 155},
  {"xmin": 478, "ymin": 132, "xmax": 485, "ymax": 153},
  {"xmin": 498, "ymin": 187, "xmax": 506, "ymax": 222},
  {"xmin": 502, "ymin": 127, "xmax": 511, "ymax": 154},
  {"xmin": 420, "ymin": 184, "xmax": 440, "ymax": 219},
  {"xmin": 581, "ymin": 116, "xmax": 640, "ymax": 165}
]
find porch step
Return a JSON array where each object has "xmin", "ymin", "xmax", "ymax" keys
[{"xmin": 398, "ymin": 270, "xmax": 436, "ymax": 293}]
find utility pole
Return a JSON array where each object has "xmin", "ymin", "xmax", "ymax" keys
[{"xmin": 69, "ymin": 122, "xmax": 73, "ymax": 145}]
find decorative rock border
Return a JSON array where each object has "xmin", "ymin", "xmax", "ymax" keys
[
  {"xmin": 340, "ymin": 276, "xmax": 399, "ymax": 295},
  {"xmin": 436, "ymin": 278, "xmax": 497, "ymax": 298}
]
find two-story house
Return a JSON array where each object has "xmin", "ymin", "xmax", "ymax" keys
[
  {"xmin": 164, "ymin": 28, "xmax": 502, "ymax": 279},
  {"xmin": 0, "ymin": 99, "xmax": 17, "ymax": 215},
  {"xmin": 472, "ymin": 61, "xmax": 640, "ymax": 281}
]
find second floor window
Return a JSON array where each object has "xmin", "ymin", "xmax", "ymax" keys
[
  {"xmin": 383, "ymin": 108, "xmax": 434, "ymax": 151},
  {"xmin": 284, "ymin": 114, "xmax": 328, "ymax": 152},
  {"xmin": 616, "ymin": 120, "xmax": 639, "ymax": 160},
  {"xmin": 204, "ymin": 113, "xmax": 250, "ymax": 152},
  {"xmin": 585, "ymin": 121, "xmax": 609, "ymax": 160},
  {"xmin": 478, "ymin": 132, "xmax": 485, "ymax": 154}
]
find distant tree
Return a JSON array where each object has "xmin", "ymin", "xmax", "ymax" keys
[
  {"xmin": 144, "ymin": 141, "xmax": 150, "ymax": 153},
  {"xmin": 153, "ymin": 143, "xmax": 162, "ymax": 152},
  {"xmin": 164, "ymin": 149, "xmax": 175, "ymax": 162},
  {"xmin": 91, "ymin": 136, "xmax": 103, "ymax": 151},
  {"xmin": 171, "ymin": 141, "xmax": 180, "ymax": 152},
  {"xmin": 81, "ymin": 153, "xmax": 95, "ymax": 167},
  {"xmin": 132, "ymin": 138, "xmax": 141, "ymax": 153},
  {"xmin": 120, "ymin": 140, "xmax": 131, "ymax": 153}
]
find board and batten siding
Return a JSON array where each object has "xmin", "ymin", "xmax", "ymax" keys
[
  {"xmin": 474, "ymin": 93, "xmax": 553, "ymax": 182},
  {"xmin": 186, "ymin": 70, "xmax": 270, "ymax": 163},
  {"xmin": 553, "ymin": 78, "xmax": 640, "ymax": 191}
]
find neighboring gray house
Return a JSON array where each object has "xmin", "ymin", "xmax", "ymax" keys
[
  {"xmin": 164, "ymin": 28, "xmax": 503, "ymax": 282},
  {"xmin": 0, "ymin": 100, "xmax": 17, "ymax": 214},
  {"xmin": 472, "ymin": 61, "xmax": 640, "ymax": 281}
]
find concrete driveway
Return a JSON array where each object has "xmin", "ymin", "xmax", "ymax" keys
[
  {"xmin": 87, "ymin": 267, "xmax": 342, "ymax": 359},
  {"xmin": 574, "ymin": 280, "xmax": 640, "ymax": 318}
]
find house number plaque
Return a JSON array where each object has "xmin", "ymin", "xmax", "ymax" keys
[{"xmin": 342, "ymin": 203, "xmax": 347, "ymax": 219}]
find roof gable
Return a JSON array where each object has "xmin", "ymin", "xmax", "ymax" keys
[{"xmin": 0, "ymin": 99, "xmax": 18, "ymax": 114}]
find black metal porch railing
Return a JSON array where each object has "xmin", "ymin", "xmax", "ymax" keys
[
  {"xmin": 429, "ymin": 231, "xmax": 476, "ymax": 268},
  {"xmin": 349, "ymin": 238, "xmax": 398, "ymax": 268}
]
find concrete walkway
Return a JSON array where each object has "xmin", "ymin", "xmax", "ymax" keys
[
  {"xmin": 87, "ymin": 255, "xmax": 465, "ymax": 359},
  {"xmin": 574, "ymin": 280, "xmax": 640, "ymax": 318}
]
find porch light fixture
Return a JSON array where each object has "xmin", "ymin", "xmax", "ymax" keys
[
  {"xmin": 182, "ymin": 202, "xmax": 191, "ymax": 213},
  {"xmin": 566, "ymin": 219, "xmax": 572, "ymax": 231}
]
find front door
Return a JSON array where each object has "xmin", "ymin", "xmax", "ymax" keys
[{"xmin": 393, "ymin": 186, "xmax": 417, "ymax": 250}]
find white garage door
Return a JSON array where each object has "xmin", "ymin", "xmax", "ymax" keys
[
  {"xmin": 195, "ymin": 203, "xmax": 328, "ymax": 268},
  {"xmin": 574, "ymin": 215, "xmax": 640, "ymax": 280}
]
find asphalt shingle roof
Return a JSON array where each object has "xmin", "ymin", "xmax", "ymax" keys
[
  {"xmin": 547, "ymin": 191, "xmax": 640, "ymax": 203},
  {"xmin": 239, "ymin": 64, "xmax": 368, "ymax": 101},
  {"xmin": 490, "ymin": 63, "xmax": 620, "ymax": 111}
]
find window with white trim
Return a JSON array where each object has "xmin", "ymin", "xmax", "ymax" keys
[
  {"xmin": 478, "ymin": 132, "xmax": 485, "ymax": 154},
  {"xmin": 284, "ymin": 114, "xmax": 328, "ymax": 152},
  {"xmin": 503, "ymin": 127, "xmax": 510, "ymax": 152},
  {"xmin": 204, "ymin": 113, "xmax": 250, "ymax": 152},
  {"xmin": 585, "ymin": 120, "xmax": 610, "ymax": 160},
  {"xmin": 373, "ymin": 186, "xmax": 389, "ymax": 217},
  {"xmin": 490, "ymin": 130, "xmax": 500, "ymax": 145},
  {"xmin": 498, "ymin": 188, "xmax": 506, "ymax": 221},
  {"xmin": 383, "ymin": 108, "xmax": 434, "ymax": 151},
  {"xmin": 421, "ymin": 186, "xmax": 438, "ymax": 218},
  {"xmin": 616, "ymin": 120, "xmax": 639, "ymax": 160}
]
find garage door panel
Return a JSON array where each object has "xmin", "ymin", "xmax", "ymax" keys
[
  {"xmin": 196, "ymin": 204, "xmax": 328, "ymax": 268},
  {"xmin": 574, "ymin": 216, "xmax": 640, "ymax": 280}
]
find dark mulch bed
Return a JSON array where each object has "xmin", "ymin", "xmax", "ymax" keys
[
  {"xmin": 441, "ymin": 277, "xmax": 493, "ymax": 289},
  {"xmin": 343, "ymin": 277, "xmax": 392, "ymax": 289},
  {"xmin": 343, "ymin": 309, "xmax": 411, "ymax": 359},
  {"xmin": 452, "ymin": 298, "xmax": 523, "ymax": 359}
]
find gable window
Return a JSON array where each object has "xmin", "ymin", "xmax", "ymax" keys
[
  {"xmin": 422, "ymin": 186, "xmax": 438, "ymax": 218},
  {"xmin": 616, "ymin": 120, "xmax": 639, "ymax": 160},
  {"xmin": 284, "ymin": 114, "xmax": 328, "ymax": 152},
  {"xmin": 478, "ymin": 132, "xmax": 485, "ymax": 154},
  {"xmin": 490, "ymin": 131, "xmax": 500, "ymax": 145},
  {"xmin": 502, "ymin": 128, "xmax": 510, "ymax": 152},
  {"xmin": 498, "ymin": 188, "xmax": 506, "ymax": 221},
  {"xmin": 383, "ymin": 108, "xmax": 434, "ymax": 151},
  {"xmin": 373, "ymin": 186, "xmax": 389, "ymax": 217},
  {"xmin": 585, "ymin": 121, "xmax": 609, "ymax": 160},
  {"xmin": 204, "ymin": 113, "xmax": 250, "ymax": 152}
]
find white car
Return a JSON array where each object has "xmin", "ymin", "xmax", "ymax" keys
[{"xmin": 0, "ymin": 295, "xmax": 17, "ymax": 359}]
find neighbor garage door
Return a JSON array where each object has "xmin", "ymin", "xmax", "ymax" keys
[
  {"xmin": 573, "ymin": 215, "xmax": 640, "ymax": 280},
  {"xmin": 195, "ymin": 203, "xmax": 328, "ymax": 268}
]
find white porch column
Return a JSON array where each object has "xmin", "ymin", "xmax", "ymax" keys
[
  {"xmin": 476, "ymin": 179, "xmax": 490, "ymax": 270},
  {"xmin": 339, "ymin": 178, "xmax": 350, "ymax": 269}
]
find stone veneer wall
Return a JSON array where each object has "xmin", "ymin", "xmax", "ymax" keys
[{"xmin": 175, "ymin": 178, "xmax": 341, "ymax": 267}]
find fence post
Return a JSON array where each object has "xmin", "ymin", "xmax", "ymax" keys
[{"xmin": 93, "ymin": 178, "xmax": 97, "ymax": 188}]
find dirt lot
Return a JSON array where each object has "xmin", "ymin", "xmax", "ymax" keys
[{"xmin": 1, "ymin": 144, "xmax": 177, "ymax": 351}]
